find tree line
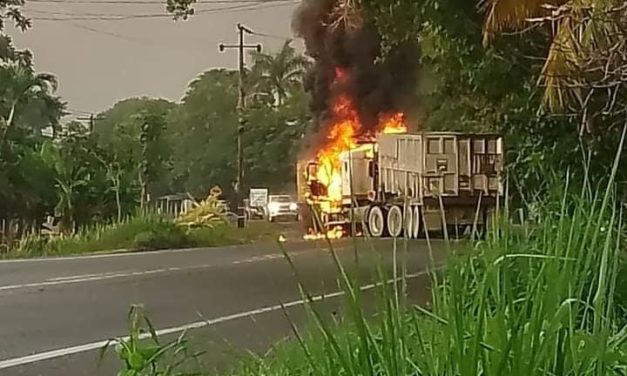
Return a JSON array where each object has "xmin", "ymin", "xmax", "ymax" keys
[{"xmin": 1, "ymin": 23, "xmax": 311, "ymax": 238}]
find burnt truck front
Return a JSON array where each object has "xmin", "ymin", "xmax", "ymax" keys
[{"xmin": 296, "ymin": 142, "xmax": 377, "ymax": 236}]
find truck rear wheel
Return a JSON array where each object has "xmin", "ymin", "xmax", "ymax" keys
[
  {"xmin": 367, "ymin": 206, "xmax": 387, "ymax": 237},
  {"xmin": 404, "ymin": 206, "xmax": 414, "ymax": 239},
  {"xmin": 412, "ymin": 206, "xmax": 422, "ymax": 239},
  {"xmin": 387, "ymin": 205, "xmax": 403, "ymax": 238}
]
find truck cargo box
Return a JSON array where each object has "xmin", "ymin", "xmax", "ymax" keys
[{"xmin": 377, "ymin": 132, "xmax": 503, "ymax": 204}]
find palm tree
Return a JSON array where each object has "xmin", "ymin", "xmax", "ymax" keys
[
  {"xmin": 250, "ymin": 40, "xmax": 310, "ymax": 107},
  {"xmin": 0, "ymin": 62, "xmax": 58, "ymax": 141},
  {"xmin": 480, "ymin": 0, "xmax": 567, "ymax": 43},
  {"xmin": 480, "ymin": 0, "xmax": 625, "ymax": 120}
]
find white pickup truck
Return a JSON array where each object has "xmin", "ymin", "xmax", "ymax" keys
[{"xmin": 267, "ymin": 194, "xmax": 299, "ymax": 222}]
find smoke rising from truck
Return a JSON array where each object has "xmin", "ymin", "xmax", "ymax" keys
[{"xmin": 291, "ymin": 0, "xmax": 420, "ymax": 141}]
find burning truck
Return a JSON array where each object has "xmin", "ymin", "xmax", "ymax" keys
[
  {"xmin": 291, "ymin": 0, "xmax": 503, "ymax": 237},
  {"xmin": 296, "ymin": 99, "xmax": 504, "ymax": 239}
]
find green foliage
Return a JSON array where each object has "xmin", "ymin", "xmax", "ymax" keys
[
  {"xmin": 3, "ymin": 212, "xmax": 284, "ymax": 258},
  {"xmin": 186, "ymin": 221, "xmax": 280, "ymax": 247},
  {"xmin": 102, "ymin": 305, "xmax": 204, "ymax": 376},
  {"xmin": 243, "ymin": 89, "xmax": 310, "ymax": 192},
  {"xmin": 616, "ymin": 253, "xmax": 627, "ymax": 324},
  {"xmin": 132, "ymin": 225, "xmax": 189, "ymax": 252},
  {"xmin": 175, "ymin": 186, "xmax": 226, "ymax": 228},
  {"xmin": 2, "ymin": 39, "xmax": 310, "ymax": 241},
  {"xmin": 0, "ymin": 61, "xmax": 64, "ymax": 137},
  {"xmin": 0, "ymin": 129, "xmax": 56, "ymax": 227},
  {"xmin": 0, "ymin": 0, "xmax": 29, "ymax": 32},
  {"xmin": 166, "ymin": 69, "xmax": 239, "ymax": 197},
  {"xmin": 94, "ymin": 97, "xmax": 173, "ymax": 146},
  {"xmin": 94, "ymin": 97, "xmax": 175, "ymax": 198},
  {"xmin": 249, "ymin": 40, "xmax": 311, "ymax": 107},
  {"xmin": 6, "ymin": 213, "xmax": 182, "ymax": 257}
]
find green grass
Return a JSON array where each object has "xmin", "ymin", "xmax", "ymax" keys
[
  {"xmin": 107, "ymin": 180, "xmax": 627, "ymax": 376},
  {"xmin": 3, "ymin": 215, "xmax": 287, "ymax": 259},
  {"xmin": 229, "ymin": 180, "xmax": 627, "ymax": 375}
]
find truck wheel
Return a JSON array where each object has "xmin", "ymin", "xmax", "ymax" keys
[
  {"xmin": 387, "ymin": 205, "xmax": 403, "ymax": 238},
  {"xmin": 367, "ymin": 206, "xmax": 386, "ymax": 238},
  {"xmin": 412, "ymin": 206, "xmax": 422, "ymax": 239},
  {"xmin": 404, "ymin": 206, "xmax": 414, "ymax": 239}
]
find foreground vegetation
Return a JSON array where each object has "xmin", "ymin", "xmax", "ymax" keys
[
  {"xmin": 2, "ymin": 213, "xmax": 284, "ymax": 259},
  {"xmin": 106, "ymin": 173, "xmax": 627, "ymax": 375}
]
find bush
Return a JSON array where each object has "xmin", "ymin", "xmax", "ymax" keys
[
  {"xmin": 617, "ymin": 254, "xmax": 627, "ymax": 324},
  {"xmin": 3, "ymin": 213, "xmax": 285, "ymax": 259},
  {"xmin": 5, "ymin": 213, "xmax": 192, "ymax": 257},
  {"xmin": 132, "ymin": 224, "xmax": 191, "ymax": 251}
]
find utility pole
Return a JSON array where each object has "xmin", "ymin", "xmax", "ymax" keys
[
  {"xmin": 219, "ymin": 23, "xmax": 261, "ymax": 228},
  {"xmin": 139, "ymin": 119, "xmax": 150, "ymax": 209},
  {"xmin": 76, "ymin": 113, "xmax": 100, "ymax": 134}
]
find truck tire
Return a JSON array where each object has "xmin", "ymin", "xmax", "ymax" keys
[
  {"xmin": 404, "ymin": 206, "xmax": 414, "ymax": 239},
  {"xmin": 412, "ymin": 206, "xmax": 422, "ymax": 239},
  {"xmin": 367, "ymin": 206, "xmax": 387, "ymax": 238},
  {"xmin": 299, "ymin": 204, "xmax": 314, "ymax": 234},
  {"xmin": 387, "ymin": 205, "xmax": 403, "ymax": 238}
]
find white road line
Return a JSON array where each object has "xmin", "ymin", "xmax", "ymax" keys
[
  {"xmin": 47, "ymin": 272, "xmax": 120, "ymax": 282},
  {"xmin": 0, "ymin": 246, "xmax": 235, "ymax": 264},
  {"xmin": 0, "ymin": 240, "xmax": 316, "ymax": 264},
  {"xmin": 0, "ymin": 249, "xmax": 324, "ymax": 292},
  {"xmin": 0, "ymin": 271, "xmax": 429, "ymax": 370},
  {"xmin": 0, "ymin": 264, "xmax": 211, "ymax": 292}
]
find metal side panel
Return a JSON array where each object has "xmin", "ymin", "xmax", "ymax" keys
[
  {"xmin": 423, "ymin": 134, "xmax": 458, "ymax": 196},
  {"xmin": 376, "ymin": 132, "xmax": 503, "ymax": 201},
  {"xmin": 398, "ymin": 134, "xmax": 423, "ymax": 172},
  {"xmin": 377, "ymin": 134, "xmax": 398, "ymax": 159},
  {"xmin": 458, "ymin": 137, "xmax": 472, "ymax": 191},
  {"xmin": 470, "ymin": 135, "xmax": 504, "ymax": 196}
]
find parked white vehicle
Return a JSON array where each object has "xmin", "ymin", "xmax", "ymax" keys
[{"xmin": 266, "ymin": 195, "xmax": 299, "ymax": 222}]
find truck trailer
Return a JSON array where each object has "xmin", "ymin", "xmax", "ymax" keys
[{"xmin": 297, "ymin": 132, "xmax": 504, "ymax": 238}]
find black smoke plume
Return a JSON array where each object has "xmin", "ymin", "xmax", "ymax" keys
[{"xmin": 292, "ymin": 0, "xmax": 420, "ymax": 138}]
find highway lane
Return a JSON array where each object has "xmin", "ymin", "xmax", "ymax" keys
[{"xmin": 0, "ymin": 238, "xmax": 447, "ymax": 375}]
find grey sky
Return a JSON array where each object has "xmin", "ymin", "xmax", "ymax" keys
[{"xmin": 7, "ymin": 0, "xmax": 301, "ymax": 116}]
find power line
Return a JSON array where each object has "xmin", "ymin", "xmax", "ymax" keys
[
  {"xmin": 249, "ymin": 30, "xmax": 291, "ymax": 41},
  {"xmin": 28, "ymin": 0, "xmax": 284, "ymax": 3},
  {"xmin": 27, "ymin": 3, "xmax": 256, "ymax": 19},
  {"xmin": 28, "ymin": 1, "xmax": 298, "ymax": 21},
  {"xmin": 62, "ymin": 20, "xmax": 214, "ymax": 53},
  {"xmin": 27, "ymin": 6, "xmax": 294, "ymax": 49}
]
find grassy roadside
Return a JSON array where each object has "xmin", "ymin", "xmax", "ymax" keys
[
  {"xmin": 106, "ymin": 178, "xmax": 627, "ymax": 375},
  {"xmin": 1, "ymin": 215, "xmax": 288, "ymax": 259},
  {"xmin": 231, "ymin": 194, "xmax": 627, "ymax": 375}
]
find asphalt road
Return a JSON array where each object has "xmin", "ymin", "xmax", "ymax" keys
[{"xmin": 0, "ymin": 237, "xmax": 447, "ymax": 375}]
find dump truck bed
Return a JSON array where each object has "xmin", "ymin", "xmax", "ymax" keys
[{"xmin": 377, "ymin": 132, "xmax": 504, "ymax": 204}]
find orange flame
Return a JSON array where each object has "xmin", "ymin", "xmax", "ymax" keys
[
  {"xmin": 380, "ymin": 112, "xmax": 407, "ymax": 134},
  {"xmin": 303, "ymin": 226, "xmax": 344, "ymax": 240},
  {"xmin": 315, "ymin": 95, "xmax": 359, "ymax": 202},
  {"xmin": 310, "ymin": 68, "xmax": 407, "ymax": 217}
]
